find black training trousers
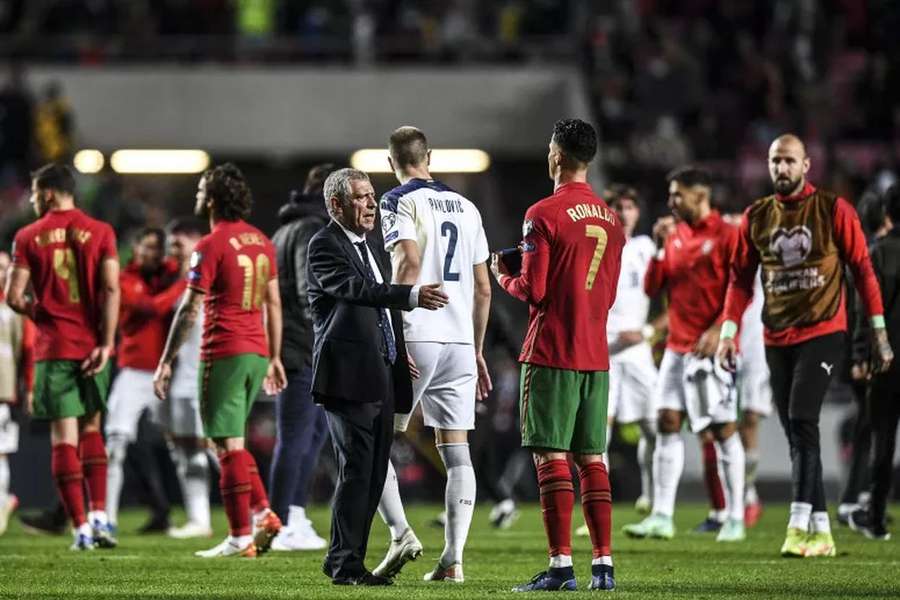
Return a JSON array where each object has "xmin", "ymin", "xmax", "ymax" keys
[{"xmin": 765, "ymin": 332, "xmax": 845, "ymax": 511}]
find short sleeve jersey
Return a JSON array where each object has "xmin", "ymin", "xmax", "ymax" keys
[
  {"xmin": 187, "ymin": 220, "xmax": 277, "ymax": 361},
  {"xmin": 380, "ymin": 178, "xmax": 489, "ymax": 343},
  {"xmin": 11, "ymin": 208, "xmax": 117, "ymax": 361},
  {"xmin": 501, "ymin": 182, "xmax": 625, "ymax": 371},
  {"xmin": 606, "ymin": 234, "xmax": 655, "ymax": 343}
]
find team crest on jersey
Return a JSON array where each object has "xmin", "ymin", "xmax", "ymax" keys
[
  {"xmin": 522, "ymin": 219, "xmax": 533, "ymax": 238},
  {"xmin": 382, "ymin": 211, "xmax": 396, "ymax": 233},
  {"xmin": 701, "ymin": 239, "xmax": 715, "ymax": 255},
  {"xmin": 770, "ymin": 225, "xmax": 812, "ymax": 268}
]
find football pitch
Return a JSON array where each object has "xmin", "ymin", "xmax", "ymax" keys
[{"xmin": 1, "ymin": 502, "xmax": 898, "ymax": 599}]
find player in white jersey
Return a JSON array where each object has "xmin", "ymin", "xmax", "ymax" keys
[
  {"xmin": 736, "ymin": 269, "xmax": 771, "ymax": 526},
  {"xmin": 602, "ymin": 187, "xmax": 659, "ymax": 512},
  {"xmin": 373, "ymin": 126, "xmax": 492, "ymax": 583},
  {"xmin": 162, "ymin": 219, "xmax": 214, "ymax": 539}
]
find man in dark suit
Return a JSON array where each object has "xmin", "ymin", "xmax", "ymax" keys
[{"xmin": 307, "ymin": 167, "xmax": 448, "ymax": 585}]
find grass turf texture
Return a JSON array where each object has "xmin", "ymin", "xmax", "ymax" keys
[{"xmin": 1, "ymin": 502, "xmax": 898, "ymax": 599}]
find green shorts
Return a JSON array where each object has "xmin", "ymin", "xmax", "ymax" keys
[
  {"xmin": 33, "ymin": 360, "xmax": 111, "ymax": 421},
  {"xmin": 199, "ymin": 353, "xmax": 268, "ymax": 439},
  {"xmin": 520, "ymin": 363, "xmax": 609, "ymax": 454}
]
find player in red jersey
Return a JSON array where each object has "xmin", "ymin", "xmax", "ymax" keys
[
  {"xmin": 154, "ymin": 163, "xmax": 287, "ymax": 558},
  {"xmin": 492, "ymin": 119, "xmax": 624, "ymax": 592},
  {"xmin": 5, "ymin": 163, "xmax": 120, "ymax": 550},
  {"xmin": 105, "ymin": 227, "xmax": 186, "ymax": 532},
  {"xmin": 623, "ymin": 166, "xmax": 747, "ymax": 544},
  {"xmin": 717, "ymin": 134, "xmax": 893, "ymax": 557}
]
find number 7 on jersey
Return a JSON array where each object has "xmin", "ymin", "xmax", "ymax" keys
[{"xmin": 584, "ymin": 224, "xmax": 608, "ymax": 290}]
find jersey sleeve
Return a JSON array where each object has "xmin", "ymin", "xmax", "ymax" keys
[
  {"xmin": 500, "ymin": 207, "xmax": 551, "ymax": 306},
  {"xmin": 98, "ymin": 224, "xmax": 118, "ymax": 260},
  {"xmin": 723, "ymin": 210, "xmax": 760, "ymax": 325},
  {"xmin": 473, "ymin": 217, "xmax": 490, "ymax": 264},
  {"xmin": 187, "ymin": 237, "xmax": 216, "ymax": 293},
  {"xmin": 11, "ymin": 229, "xmax": 30, "ymax": 270},
  {"xmin": 380, "ymin": 193, "xmax": 417, "ymax": 250},
  {"xmin": 833, "ymin": 197, "xmax": 884, "ymax": 319}
]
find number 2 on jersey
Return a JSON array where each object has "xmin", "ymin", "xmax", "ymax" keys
[
  {"xmin": 237, "ymin": 254, "xmax": 270, "ymax": 310},
  {"xmin": 584, "ymin": 225, "xmax": 608, "ymax": 290},
  {"xmin": 441, "ymin": 221, "xmax": 460, "ymax": 281},
  {"xmin": 53, "ymin": 248, "xmax": 80, "ymax": 303}
]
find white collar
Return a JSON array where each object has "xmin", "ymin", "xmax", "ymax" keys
[{"xmin": 333, "ymin": 219, "xmax": 367, "ymax": 245}]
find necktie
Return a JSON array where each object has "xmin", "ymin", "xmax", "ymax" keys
[{"xmin": 355, "ymin": 241, "xmax": 397, "ymax": 364}]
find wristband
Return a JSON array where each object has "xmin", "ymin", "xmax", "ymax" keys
[
  {"xmin": 720, "ymin": 320, "xmax": 738, "ymax": 340},
  {"xmin": 872, "ymin": 315, "xmax": 886, "ymax": 329}
]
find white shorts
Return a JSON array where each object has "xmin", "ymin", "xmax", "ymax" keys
[
  {"xmin": 608, "ymin": 343, "xmax": 657, "ymax": 424},
  {"xmin": 738, "ymin": 354, "xmax": 773, "ymax": 418},
  {"xmin": 0, "ymin": 403, "xmax": 18, "ymax": 454},
  {"xmin": 105, "ymin": 368, "xmax": 158, "ymax": 440},
  {"xmin": 160, "ymin": 394, "xmax": 205, "ymax": 438},
  {"xmin": 394, "ymin": 342, "xmax": 476, "ymax": 432},
  {"xmin": 655, "ymin": 349, "xmax": 738, "ymax": 433}
]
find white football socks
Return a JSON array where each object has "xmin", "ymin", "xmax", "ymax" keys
[
  {"xmin": 811, "ymin": 511, "xmax": 831, "ymax": 534},
  {"xmin": 652, "ymin": 432, "xmax": 684, "ymax": 517},
  {"xmin": 715, "ymin": 433, "xmax": 746, "ymax": 522},
  {"xmin": 172, "ymin": 445, "xmax": 211, "ymax": 528},
  {"xmin": 104, "ymin": 434, "xmax": 128, "ymax": 525},
  {"xmin": 638, "ymin": 419, "xmax": 657, "ymax": 504},
  {"xmin": 378, "ymin": 459, "xmax": 411, "ymax": 540},
  {"xmin": 549, "ymin": 554, "xmax": 573, "ymax": 568},
  {"xmin": 788, "ymin": 502, "xmax": 812, "ymax": 531},
  {"xmin": 437, "ymin": 443, "xmax": 476, "ymax": 567},
  {"xmin": 0, "ymin": 454, "xmax": 9, "ymax": 505}
]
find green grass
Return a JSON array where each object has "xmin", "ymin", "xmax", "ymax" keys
[{"xmin": 1, "ymin": 502, "xmax": 899, "ymax": 599}]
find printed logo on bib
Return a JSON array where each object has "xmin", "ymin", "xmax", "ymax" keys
[{"xmin": 770, "ymin": 226, "xmax": 812, "ymax": 268}]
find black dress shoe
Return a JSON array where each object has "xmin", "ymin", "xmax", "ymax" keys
[
  {"xmin": 332, "ymin": 572, "xmax": 393, "ymax": 586},
  {"xmin": 136, "ymin": 513, "xmax": 171, "ymax": 534}
]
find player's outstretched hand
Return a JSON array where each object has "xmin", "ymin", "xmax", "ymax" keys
[
  {"xmin": 490, "ymin": 252, "xmax": 508, "ymax": 281},
  {"xmin": 264, "ymin": 358, "xmax": 288, "ymax": 395},
  {"xmin": 81, "ymin": 345, "xmax": 112, "ymax": 376},
  {"xmin": 872, "ymin": 328, "xmax": 894, "ymax": 375},
  {"xmin": 153, "ymin": 362, "xmax": 172, "ymax": 400},
  {"xmin": 694, "ymin": 324, "xmax": 721, "ymax": 358},
  {"xmin": 475, "ymin": 352, "xmax": 492, "ymax": 401},
  {"xmin": 418, "ymin": 283, "xmax": 449, "ymax": 310},
  {"xmin": 652, "ymin": 216, "xmax": 676, "ymax": 249},
  {"xmin": 716, "ymin": 338, "xmax": 738, "ymax": 373}
]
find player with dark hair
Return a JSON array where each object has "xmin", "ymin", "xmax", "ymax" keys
[
  {"xmin": 848, "ymin": 183, "xmax": 900, "ymax": 540},
  {"xmin": 105, "ymin": 226, "xmax": 185, "ymax": 534},
  {"xmin": 624, "ymin": 166, "xmax": 747, "ymax": 544},
  {"xmin": 161, "ymin": 217, "xmax": 215, "ymax": 539},
  {"xmin": 154, "ymin": 163, "xmax": 287, "ymax": 557},
  {"xmin": 718, "ymin": 134, "xmax": 892, "ymax": 557},
  {"xmin": 5, "ymin": 163, "xmax": 120, "ymax": 550},
  {"xmin": 493, "ymin": 118, "xmax": 624, "ymax": 591}
]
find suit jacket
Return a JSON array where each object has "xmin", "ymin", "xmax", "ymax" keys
[{"xmin": 307, "ymin": 220, "xmax": 414, "ymax": 412}]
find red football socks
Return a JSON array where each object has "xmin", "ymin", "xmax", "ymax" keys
[
  {"xmin": 537, "ymin": 459, "xmax": 574, "ymax": 557},
  {"xmin": 219, "ymin": 450, "xmax": 252, "ymax": 536},
  {"xmin": 78, "ymin": 431, "xmax": 108, "ymax": 512},
  {"xmin": 51, "ymin": 443, "xmax": 87, "ymax": 527},
  {"xmin": 579, "ymin": 462, "xmax": 613, "ymax": 558},
  {"xmin": 702, "ymin": 439, "xmax": 726, "ymax": 512},
  {"xmin": 246, "ymin": 451, "xmax": 270, "ymax": 514}
]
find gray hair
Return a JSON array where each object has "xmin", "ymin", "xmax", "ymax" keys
[{"xmin": 323, "ymin": 168, "xmax": 370, "ymax": 218}]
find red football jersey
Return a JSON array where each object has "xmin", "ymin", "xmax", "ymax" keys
[
  {"xmin": 644, "ymin": 210, "xmax": 739, "ymax": 353},
  {"xmin": 500, "ymin": 182, "xmax": 625, "ymax": 371},
  {"xmin": 11, "ymin": 208, "xmax": 117, "ymax": 361},
  {"xmin": 187, "ymin": 220, "xmax": 277, "ymax": 361},
  {"xmin": 118, "ymin": 258, "xmax": 186, "ymax": 370}
]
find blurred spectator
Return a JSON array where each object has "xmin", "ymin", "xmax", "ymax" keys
[
  {"xmin": 34, "ymin": 81, "xmax": 73, "ymax": 164},
  {"xmin": 0, "ymin": 64, "xmax": 33, "ymax": 185}
]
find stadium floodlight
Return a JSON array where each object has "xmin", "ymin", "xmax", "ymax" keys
[
  {"xmin": 110, "ymin": 150, "xmax": 211, "ymax": 174},
  {"xmin": 351, "ymin": 149, "xmax": 491, "ymax": 173},
  {"xmin": 73, "ymin": 149, "xmax": 105, "ymax": 174}
]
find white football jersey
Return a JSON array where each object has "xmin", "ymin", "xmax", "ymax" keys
[
  {"xmin": 607, "ymin": 234, "xmax": 655, "ymax": 342},
  {"xmin": 380, "ymin": 178, "xmax": 489, "ymax": 344}
]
